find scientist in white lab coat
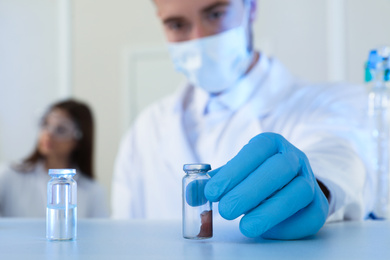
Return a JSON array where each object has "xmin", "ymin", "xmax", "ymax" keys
[{"xmin": 112, "ymin": 0, "xmax": 371, "ymax": 239}]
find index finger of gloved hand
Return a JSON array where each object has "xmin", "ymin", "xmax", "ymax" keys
[
  {"xmin": 239, "ymin": 176, "xmax": 315, "ymax": 238},
  {"xmin": 218, "ymin": 152, "xmax": 301, "ymax": 220},
  {"xmin": 205, "ymin": 133, "xmax": 279, "ymax": 202}
]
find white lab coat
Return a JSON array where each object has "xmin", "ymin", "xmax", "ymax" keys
[
  {"xmin": 112, "ymin": 56, "xmax": 373, "ymax": 222},
  {"xmin": 0, "ymin": 162, "xmax": 109, "ymax": 218}
]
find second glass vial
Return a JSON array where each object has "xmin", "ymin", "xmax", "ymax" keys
[{"xmin": 182, "ymin": 164, "xmax": 212, "ymax": 239}]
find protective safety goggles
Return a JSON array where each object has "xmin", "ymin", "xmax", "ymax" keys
[{"xmin": 40, "ymin": 112, "xmax": 82, "ymax": 140}]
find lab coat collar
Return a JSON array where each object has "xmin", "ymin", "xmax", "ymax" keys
[
  {"xmin": 174, "ymin": 53, "xmax": 270, "ymax": 118},
  {"xmin": 247, "ymin": 57, "xmax": 298, "ymax": 117},
  {"xmin": 174, "ymin": 54, "xmax": 297, "ymax": 120},
  {"xmin": 205, "ymin": 53, "xmax": 270, "ymax": 114}
]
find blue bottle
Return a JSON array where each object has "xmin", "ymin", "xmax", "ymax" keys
[{"xmin": 366, "ymin": 47, "xmax": 390, "ymax": 219}]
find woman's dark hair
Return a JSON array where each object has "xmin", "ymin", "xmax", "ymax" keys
[{"xmin": 20, "ymin": 99, "xmax": 95, "ymax": 179}]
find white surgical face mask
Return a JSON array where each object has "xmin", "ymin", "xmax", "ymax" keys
[{"xmin": 168, "ymin": 6, "xmax": 253, "ymax": 94}]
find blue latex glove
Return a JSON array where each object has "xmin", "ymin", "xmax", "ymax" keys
[{"xmin": 204, "ymin": 133, "xmax": 329, "ymax": 240}]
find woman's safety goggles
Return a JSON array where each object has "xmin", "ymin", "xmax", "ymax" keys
[{"xmin": 40, "ymin": 112, "xmax": 82, "ymax": 140}]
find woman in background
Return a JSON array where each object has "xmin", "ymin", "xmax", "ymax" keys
[{"xmin": 0, "ymin": 99, "xmax": 109, "ymax": 218}]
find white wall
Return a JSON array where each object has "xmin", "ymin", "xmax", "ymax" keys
[
  {"xmin": 255, "ymin": 0, "xmax": 329, "ymax": 82},
  {"xmin": 1, "ymin": 0, "xmax": 390, "ymax": 214},
  {"xmin": 0, "ymin": 0, "xmax": 60, "ymax": 163},
  {"xmin": 72, "ymin": 0, "xmax": 166, "ymax": 208},
  {"xmin": 345, "ymin": 0, "xmax": 390, "ymax": 84}
]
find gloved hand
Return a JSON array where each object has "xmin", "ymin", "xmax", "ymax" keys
[{"xmin": 204, "ymin": 132, "xmax": 329, "ymax": 240}]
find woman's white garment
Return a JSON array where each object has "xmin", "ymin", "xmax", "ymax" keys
[
  {"xmin": 0, "ymin": 162, "xmax": 109, "ymax": 218},
  {"xmin": 112, "ymin": 55, "xmax": 373, "ymax": 222}
]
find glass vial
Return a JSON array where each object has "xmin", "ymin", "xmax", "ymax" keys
[
  {"xmin": 182, "ymin": 164, "xmax": 212, "ymax": 239},
  {"xmin": 46, "ymin": 169, "xmax": 77, "ymax": 240}
]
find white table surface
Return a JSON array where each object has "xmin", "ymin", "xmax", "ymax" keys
[{"xmin": 0, "ymin": 219, "xmax": 389, "ymax": 260}]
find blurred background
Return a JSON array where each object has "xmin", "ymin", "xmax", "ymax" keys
[{"xmin": 1, "ymin": 0, "xmax": 389, "ymax": 213}]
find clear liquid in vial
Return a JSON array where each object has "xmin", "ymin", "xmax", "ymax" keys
[{"xmin": 46, "ymin": 204, "xmax": 77, "ymax": 240}]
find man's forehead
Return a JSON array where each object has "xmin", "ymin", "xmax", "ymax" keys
[{"xmin": 154, "ymin": 0, "xmax": 232, "ymax": 18}]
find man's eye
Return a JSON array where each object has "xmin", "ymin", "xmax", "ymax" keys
[
  {"xmin": 167, "ymin": 21, "xmax": 186, "ymax": 31},
  {"xmin": 206, "ymin": 10, "xmax": 226, "ymax": 21}
]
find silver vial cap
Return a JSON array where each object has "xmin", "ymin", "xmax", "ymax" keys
[
  {"xmin": 183, "ymin": 164, "xmax": 211, "ymax": 172},
  {"xmin": 48, "ymin": 169, "xmax": 76, "ymax": 176}
]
